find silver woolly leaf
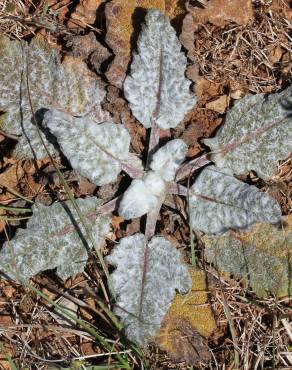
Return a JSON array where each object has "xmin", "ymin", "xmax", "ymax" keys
[
  {"xmin": 150, "ymin": 139, "xmax": 188, "ymax": 181},
  {"xmin": 119, "ymin": 172, "xmax": 166, "ymax": 219},
  {"xmin": 203, "ymin": 217, "xmax": 292, "ymax": 298},
  {"xmin": 123, "ymin": 9, "xmax": 195, "ymax": 129},
  {"xmin": 189, "ymin": 166, "xmax": 281, "ymax": 234},
  {"xmin": 106, "ymin": 234, "xmax": 191, "ymax": 345},
  {"xmin": 42, "ymin": 109, "xmax": 131, "ymax": 186},
  {"xmin": 203, "ymin": 86, "xmax": 292, "ymax": 179},
  {"xmin": 0, "ymin": 36, "xmax": 108, "ymax": 159},
  {"xmin": 0, "ymin": 198, "xmax": 110, "ymax": 281}
]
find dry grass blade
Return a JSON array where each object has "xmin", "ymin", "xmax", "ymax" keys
[
  {"xmin": 0, "ymin": 0, "xmax": 69, "ymax": 39},
  {"xmin": 192, "ymin": 9, "xmax": 292, "ymax": 92}
]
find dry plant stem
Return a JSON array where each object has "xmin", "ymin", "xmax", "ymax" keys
[
  {"xmin": 121, "ymin": 160, "xmax": 143, "ymax": 179},
  {"xmin": 98, "ymin": 196, "xmax": 122, "ymax": 215},
  {"xmin": 217, "ymin": 273, "xmax": 240, "ymax": 369},
  {"xmin": 176, "ymin": 154, "xmax": 211, "ymax": 181},
  {"xmin": 0, "ymin": 128, "xmax": 20, "ymax": 140}
]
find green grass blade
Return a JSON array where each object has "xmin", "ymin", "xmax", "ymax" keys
[
  {"xmin": 0, "ymin": 205, "xmax": 32, "ymax": 213},
  {"xmin": 0, "ymin": 216, "xmax": 31, "ymax": 221},
  {"xmin": 0, "ymin": 342, "xmax": 18, "ymax": 370},
  {"xmin": 0, "ymin": 184, "xmax": 34, "ymax": 203}
]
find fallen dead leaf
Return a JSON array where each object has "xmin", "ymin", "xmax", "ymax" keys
[
  {"xmin": 81, "ymin": 341, "xmax": 98, "ymax": 356},
  {"xmin": 0, "ymin": 315, "xmax": 13, "ymax": 326},
  {"xmin": 80, "ymin": 297, "xmax": 96, "ymax": 321},
  {"xmin": 0, "ymin": 162, "xmax": 24, "ymax": 202},
  {"xmin": 185, "ymin": 63, "xmax": 200, "ymax": 83},
  {"xmin": 206, "ymin": 95, "xmax": 228, "ymax": 113},
  {"xmin": 71, "ymin": 0, "xmax": 105, "ymax": 26},
  {"xmin": 2, "ymin": 285, "xmax": 16, "ymax": 299},
  {"xmin": 230, "ymin": 89, "xmax": 245, "ymax": 100},
  {"xmin": 156, "ymin": 268, "xmax": 216, "ymax": 364},
  {"xmin": 195, "ymin": 77, "xmax": 222, "ymax": 101},
  {"xmin": 268, "ymin": 46, "xmax": 284, "ymax": 64},
  {"xmin": 65, "ymin": 32, "xmax": 111, "ymax": 73},
  {"xmin": 186, "ymin": 0, "xmax": 254, "ymax": 27}
]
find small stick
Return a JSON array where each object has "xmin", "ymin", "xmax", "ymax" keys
[{"xmin": 0, "ymin": 128, "xmax": 20, "ymax": 140}]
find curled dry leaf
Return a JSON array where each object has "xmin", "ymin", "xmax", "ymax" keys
[
  {"xmin": 105, "ymin": 0, "xmax": 185, "ymax": 87},
  {"xmin": 156, "ymin": 268, "xmax": 216, "ymax": 364},
  {"xmin": 203, "ymin": 215, "xmax": 292, "ymax": 298},
  {"xmin": 206, "ymin": 95, "xmax": 228, "ymax": 114},
  {"xmin": 0, "ymin": 163, "xmax": 24, "ymax": 202}
]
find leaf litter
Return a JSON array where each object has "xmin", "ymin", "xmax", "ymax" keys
[{"xmin": 0, "ymin": 1, "xmax": 291, "ymax": 369}]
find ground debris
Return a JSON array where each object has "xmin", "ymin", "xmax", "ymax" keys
[
  {"xmin": 64, "ymin": 32, "xmax": 111, "ymax": 73},
  {"xmin": 181, "ymin": 4, "xmax": 292, "ymax": 92}
]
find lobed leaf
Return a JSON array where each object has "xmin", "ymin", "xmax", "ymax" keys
[
  {"xmin": 124, "ymin": 9, "xmax": 195, "ymax": 129},
  {"xmin": 0, "ymin": 197, "xmax": 110, "ymax": 281},
  {"xmin": 203, "ymin": 216, "xmax": 292, "ymax": 298},
  {"xmin": 43, "ymin": 109, "xmax": 131, "ymax": 186},
  {"xmin": 106, "ymin": 233, "xmax": 191, "ymax": 345},
  {"xmin": 0, "ymin": 36, "xmax": 108, "ymax": 159},
  {"xmin": 203, "ymin": 85, "xmax": 292, "ymax": 179},
  {"xmin": 189, "ymin": 166, "xmax": 281, "ymax": 234}
]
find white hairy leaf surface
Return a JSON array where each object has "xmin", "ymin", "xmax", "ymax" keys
[
  {"xmin": 150, "ymin": 139, "xmax": 188, "ymax": 181},
  {"xmin": 203, "ymin": 216, "xmax": 292, "ymax": 298},
  {"xmin": 0, "ymin": 198, "xmax": 110, "ymax": 281},
  {"xmin": 0, "ymin": 36, "xmax": 108, "ymax": 159},
  {"xmin": 119, "ymin": 172, "xmax": 166, "ymax": 219},
  {"xmin": 43, "ymin": 109, "xmax": 131, "ymax": 186},
  {"xmin": 106, "ymin": 234, "xmax": 191, "ymax": 345},
  {"xmin": 189, "ymin": 166, "xmax": 282, "ymax": 234},
  {"xmin": 123, "ymin": 9, "xmax": 195, "ymax": 129},
  {"xmin": 203, "ymin": 85, "xmax": 292, "ymax": 179}
]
